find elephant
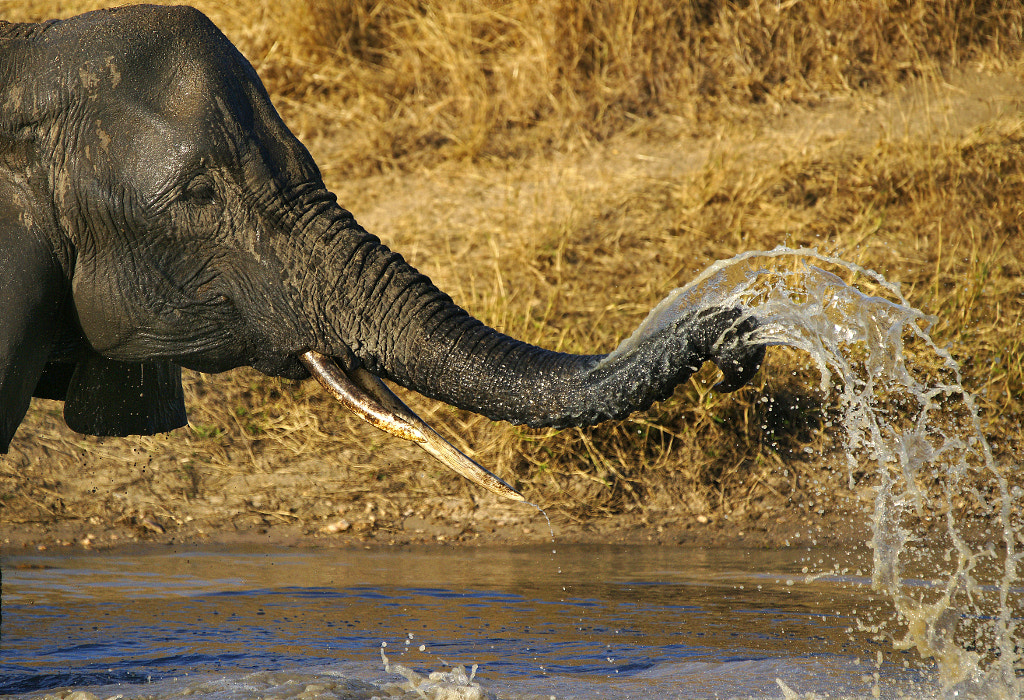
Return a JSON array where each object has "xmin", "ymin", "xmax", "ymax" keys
[{"xmin": 0, "ymin": 5, "xmax": 764, "ymax": 501}]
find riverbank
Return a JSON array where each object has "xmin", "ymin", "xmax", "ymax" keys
[{"xmin": 2, "ymin": 488, "xmax": 871, "ymax": 553}]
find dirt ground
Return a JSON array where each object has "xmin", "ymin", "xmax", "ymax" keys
[{"xmin": 2, "ymin": 47, "xmax": 1022, "ymax": 556}]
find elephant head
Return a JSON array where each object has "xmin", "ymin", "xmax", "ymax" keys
[{"xmin": 0, "ymin": 6, "xmax": 764, "ymax": 500}]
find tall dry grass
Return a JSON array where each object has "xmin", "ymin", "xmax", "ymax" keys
[
  {"xmin": 247, "ymin": 0, "xmax": 1024, "ymax": 173},
  {"xmin": 488, "ymin": 118, "xmax": 1024, "ymax": 518}
]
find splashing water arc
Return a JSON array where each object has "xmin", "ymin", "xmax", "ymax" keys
[{"xmin": 622, "ymin": 246, "xmax": 1021, "ymax": 695}]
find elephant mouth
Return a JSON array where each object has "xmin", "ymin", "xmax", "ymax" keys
[{"xmin": 299, "ymin": 350, "xmax": 523, "ymax": 502}]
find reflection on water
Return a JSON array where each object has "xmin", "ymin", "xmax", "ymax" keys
[{"xmin": 1, "ymin": 544, "xmax": 941, "ymax": 699}]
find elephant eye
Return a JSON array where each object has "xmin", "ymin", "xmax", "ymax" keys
[{"xmin": 184, "ymin": 174, "xmax": 218, "ymax": 206}]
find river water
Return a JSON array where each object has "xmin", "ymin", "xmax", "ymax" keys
[{"xmin": 2, "ymin": 543, "xmax": 943, "ymax": 699}]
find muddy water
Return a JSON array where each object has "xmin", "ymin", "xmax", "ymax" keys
[{"xmin": 2, "ymin": 544, "xmax": 946, "ymax": 699}]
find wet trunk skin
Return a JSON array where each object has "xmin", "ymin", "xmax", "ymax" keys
[{"xmin": 295, "ymin": 206, "xmax": 761, "ymax": 430}]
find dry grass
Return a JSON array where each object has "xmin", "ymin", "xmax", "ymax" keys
[
  {"xmin": 252, "ymin": 0, "xmax": 1023, "ymax": 174},
  {"xmin": 2, "ymin": 0, "xmax": 1022, "ymax": 535},
  {"xmin": 470, "ymin": 115, "xmax": 1024, "ymax": 519}
]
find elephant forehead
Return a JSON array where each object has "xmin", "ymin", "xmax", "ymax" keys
[
  {"xmin": 89, "ymin": 85, "xmax": 261, "ymax": 197},
  {"xmin": 61, "ymin": 7, "xmax": 257, "ymax": 127},
  {"xmin": 56, "ymin": 6, "xmax": 321, "ymax": 194}
]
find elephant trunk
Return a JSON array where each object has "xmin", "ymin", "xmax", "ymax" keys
[{"xmin": 297, "ymin": 208, "xmax": 763, "ymax": 430}]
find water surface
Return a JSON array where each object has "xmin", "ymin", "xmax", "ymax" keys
[{"xmin": 1, "ymin": 543, "xmax": 936, "ymax": 699}]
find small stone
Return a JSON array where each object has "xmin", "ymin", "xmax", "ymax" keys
[{"xmin": 320, "ymin": 519, "xmax": 351, "ymax": 534}]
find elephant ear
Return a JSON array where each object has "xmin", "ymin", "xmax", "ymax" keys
[
  {"xmin": 0, "ymin": 195, "xmax": 64, "ymax": 453},
  {"xmin": 62, "ymin": 355, "xmax": 188, "ymax": 438},
  {"xmin": 33, "ymin": 362, "xmax": 76, "ymax": 400}
]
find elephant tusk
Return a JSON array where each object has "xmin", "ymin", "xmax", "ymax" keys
[
  {"xmin": 299, "ymin": 350, "xmax": 524, "ymax": 502},
  {"xmin": 300, "ymin": 350, "xmax": 421, "ymax": 441}
]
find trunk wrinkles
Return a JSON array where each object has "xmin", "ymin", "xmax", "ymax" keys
[{"xmin": 295, "ymin": 205, "xmax": 724, "ymax": 429}]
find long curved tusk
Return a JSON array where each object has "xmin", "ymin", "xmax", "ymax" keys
[
  {"xmin": 300, "ymin": 350, "xmax": 524, "ymax": 502},
  {"xmin": 299, "ymin": 350, "xmax": 420, "ymax": 441}
]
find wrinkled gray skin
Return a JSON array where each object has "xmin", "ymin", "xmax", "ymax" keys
[{"xmin": 0, "ymin": 5, "xmax": 764, "ymax": 453}]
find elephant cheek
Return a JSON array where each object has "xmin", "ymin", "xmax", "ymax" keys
[{"xmin": 71, "ymin": 266, "xmax": 134, "ymax": 355}]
